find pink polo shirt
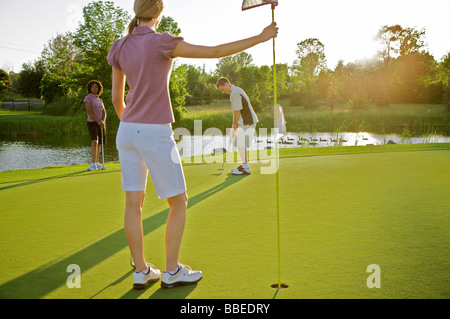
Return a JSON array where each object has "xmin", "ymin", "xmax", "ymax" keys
[
  {"xmin": 107, "ymin": 26, "xmax": 184, "ymax": 124},
  {"xmin": 84, "ymin": 94, "xmax": 105, "ymax": 122}
]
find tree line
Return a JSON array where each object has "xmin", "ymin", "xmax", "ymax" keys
[{"xmin": 1, "ymin": 1, "xmax": 449, "ymax": 120}]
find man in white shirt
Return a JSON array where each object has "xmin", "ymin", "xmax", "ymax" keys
[{"xmin": 216, "ymin": 77, "xmax": 258, "ymax": 175}]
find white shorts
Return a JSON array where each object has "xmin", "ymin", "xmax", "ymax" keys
[
  {"xmin": 116, "ymin": 122, "xmax": 186, "ymax": 199},
  {"xmin": 236, "ymin": 124, "xmax": 256, "ymax": 148}
]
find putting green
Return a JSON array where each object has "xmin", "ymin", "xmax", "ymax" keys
[{"xmin": 0, "ymin": 144, "xmax": 449, "ymax": 299}]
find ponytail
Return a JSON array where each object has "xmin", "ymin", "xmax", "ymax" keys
[
  {"xmin": 128, "ymin": 16, "xmax": 139, "ymax": 35},
  {"xmin": 117, "ymin": 0, "xmax": 165, "ymax": 57},
  {"xmin": 118, "ymin": 16, "xmax": 138, "ymax": 55}
]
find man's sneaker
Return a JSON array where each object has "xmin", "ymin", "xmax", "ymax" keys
[
  {"xmin": 231, "ymin": 165, "xmax": 243, "ymax": 174},
  {"xmin": 232, "ymin": 165, "xmax": 250, "ymax": 175},
  {"xmin": 96, "ymin": 163, "xmax": 106, "ymax": 170},
  {"xmin": 133, "ymin": 263, "xmax": 161, "ymax": 290},
  {"xmin": 161, "ymin": 264, "xmax": 202, "ymax": 288},
  {"xmin": 87, "ymin": 163, "xmax": 98, "ymax": 171}
]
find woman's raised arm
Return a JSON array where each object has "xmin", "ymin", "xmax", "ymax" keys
[{"xmin": 171, "ymin": 22, "xmax": 278, "ymax": 59}]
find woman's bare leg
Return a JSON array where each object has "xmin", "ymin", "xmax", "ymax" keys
[
  {"xmin": 165, "ymin": 192, "xmax": 188, "ymax": 272},
  {"xmin": 91, "ymin": 140, "xmax": 98, "ymax": 163},
  {"xmin": 125, "ymin": 191, "xmax": 147, "ymax": 272}
]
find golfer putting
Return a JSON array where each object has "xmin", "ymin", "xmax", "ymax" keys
[
  {"xmin": 108, "ymin": 0, "xmax": 278, "ymax": 290},
  {"xmin": 216, "ymin": 77, "xmax": 258, "ymax": 175},
  {"xmin": 218, "ymin": 128, "xmax": 238, "ymax": 174}
]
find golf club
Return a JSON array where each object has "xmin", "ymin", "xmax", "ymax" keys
[{"xmin": 101, "ymin": 128, "xmax": 105, "ymax": 170}]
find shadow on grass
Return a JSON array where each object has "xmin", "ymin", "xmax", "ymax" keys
[
  {"xmin": 0, "ymin": 173, "xmax": 245, "ymax": 299},
  {"xmin": 120, "ymin": 283, "xmax": 198, "ymax": 299},
  {"xmin": 0, "ymin": 170, "xmax": 88, "ymax": 191}
]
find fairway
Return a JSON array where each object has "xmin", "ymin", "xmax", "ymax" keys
[{"xmin": 0, "ymin": 145, "xmax": 449, "ymax": 299}]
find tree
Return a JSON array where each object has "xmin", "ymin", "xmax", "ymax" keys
[
  {"xmin": 292, "ymin": 38, "xmax": 327, "ymax": 80},
  {"xmin": 438, "ymin": 53, "xmax": 450, "ymax": 110},
  {"xmin": 41, "ymin": 33, "xmax": 80, "ymax": 78},
  {"xmin": 0, "ymin": 69, "xmax": 11, "ymax": 93},
  {"xmin": 40, "ymin": 71, "xmax": 68, "ymax": 105},
  {"xmin": 327, "ymin": 60, "xmax": 346, "ymax": 107},
  {"xmin": 234, "ymin": 52, "xmax": 254, "ymax": 69},
  {"xmin": 73, "ymin": 1, "xmax": 131, "ymax": 88},
  {"xmin": 169, "ymin": 63, "xmax": 189, "ymax": 122},
  {"xmin": 39, "ymin": 32, "xmax": 84, "ymax": 103},
  {"xmin": 388, "ymin": 52, "xmax": 437, "ymax": 103},
  {"xmin": 291, "ymin": 38, "xmax": 327, "ymax": 108},
  {"xmin": 399, "ymin": 27, "xmax": 426, "ymax": 57},
  {"xmin": 439, "ymin": 52, "xmax": 450, "ymax": 79},
  {"xmin": 184, "ymin": 64, "xmax": 204, "ymax": 104},
  {"xmin": 376, "ymin": 25, "xmax": 403, "ymax": 62},
  {"xmin": 275, "ymin": 63, "xmax": 291, "ymax": 96},
  {"xmin": 376, "ymin": 25, "xmax": 427, "ymax": 61},
  {"xmin": 157, "ymin": 16, "xmax": 181, "ymax": 36},
  {"xmin": 17, "ymin": 59, "xmax": 46, "ymax": 98},
  {"xmin": 215, "ymin": 52, "xmax": 254, "ymax": 85}
]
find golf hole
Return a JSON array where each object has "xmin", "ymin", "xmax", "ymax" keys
[{"xmin": 271, "ymin": 283, "xmax": 289, "ymax": 289}]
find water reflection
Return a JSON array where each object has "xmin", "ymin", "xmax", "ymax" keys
[
  {"xmin": 1, "ymin": 132, "xmax": 449, "ymax": 172},
  {"xmin": 176, "ymin": 132, "xmax": 450, "ymax": 157},
  {"xmin": 0, "ymin": 135, "xmax": 118, "ymax": 172}
]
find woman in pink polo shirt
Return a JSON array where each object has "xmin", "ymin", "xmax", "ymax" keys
[
  {"xmin": 108, "ymin": 0, "xmax": 278, "ymax": 290},
  {"xmin": 84, "ymin": 80, "xmax": 106, "ymax": 171}
]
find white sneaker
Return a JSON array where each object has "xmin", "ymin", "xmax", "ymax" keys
[
  {"xmin": 96, "ymin": 163, "xmax": 106, "ymax": 170},
  {"xmin": 231, "ymin": 165, "xmax": 243, "ymax": 174},
  {"xmin": 133, "ymin": 263, "xmax": 161, "ymax": 290},
  {"xmin": 87, "ymin": 163, "xmax": 98, "ymax": 171},
  {"xmin": 232, "ymin": 165, "xmax": 250, "ymax": 175},
  {"xmin": 161, "ymin": 264, "xmax": 202, "ymax": 288}
]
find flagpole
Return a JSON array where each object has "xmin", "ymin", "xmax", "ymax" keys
[
  {"xmin": 272, "ymin": 3, "xmax": 282, "ymax": 291},
  {"xmin": 272, "ymin": 7, "xmax": 277, "ymax": 106}
]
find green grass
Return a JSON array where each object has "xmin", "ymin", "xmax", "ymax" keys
[
  {"xmin": 0, "ymin": 110, "xmax": 87, "ymax": 137},
  {"xmin": 0, "ymin": 144, "xmax": 449, "ymax": 299},
  {"xmin": 0, "ymin": 110, "xmax": 43, "ymax": 116}
]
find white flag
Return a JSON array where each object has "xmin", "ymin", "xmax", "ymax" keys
[
  {"xmin": 274, "ymin": 104, "xmax": 286, "ymax": 140},
  {"xmin": 242, "ymin": 0, "xmax": 278, "ymax": 11}
]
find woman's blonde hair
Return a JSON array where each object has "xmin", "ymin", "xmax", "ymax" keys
[
  {"xmin": 127, "ymin": 0, "xmax": 164, "ymax": 34},
  {"xmin": 116, "ymin": 0, "xmax": 164, "ymax": 57}
]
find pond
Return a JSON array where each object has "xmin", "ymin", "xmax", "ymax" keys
[{"xmin": 1, "ymin": 131, "xmax": 449, "ymax": 172}]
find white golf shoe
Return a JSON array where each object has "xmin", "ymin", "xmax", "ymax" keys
[
  {"xmin": 161, "ymin": 264, "xmax": 202, "ymax": 288},
  {"xmin": 87, "ymin": 163, "xmax": 98, "ymax": 171},
  {"xmin": 96, "ymin": 163, "xmax": 106, "ymax": 170},
  {"xmin": 133, "ymin": 263, "xmax": 161, "ymax": 290},
  {"xmin": 231, "ymin": 165, "xmax": 250, "ymax": 175}
]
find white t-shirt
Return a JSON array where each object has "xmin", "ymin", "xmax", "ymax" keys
[{"xmin": 230, "ymin": 85, "xmax": 259, "ymax": 127}]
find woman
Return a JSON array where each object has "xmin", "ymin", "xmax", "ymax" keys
[
  {"xmin": 84, "ymin": 80, "xmax": 106, "ymax": 171},
  {"xmin": 108, "ymin": 0, "xmax": 278, "ymax": 289}
]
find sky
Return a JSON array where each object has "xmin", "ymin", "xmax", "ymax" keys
[{"xmin": 0, "ymin": 0, "xmax": 449, "ymax": 74}]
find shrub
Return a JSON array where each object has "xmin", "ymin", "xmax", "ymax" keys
[
  {"xmin": 40, "ymin": 72, "xmax": 67, "ymax": 104},
  {"xmin": 444, "ymin": 86, "xmax": 450, "ymax": 112},
  {"xmin": 348, "ymin": 92, "xmax": 369, "ymax": 110},
  {"xmin": 42, "ymin": 95, "xmax": 78, "ymax": 116}
]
